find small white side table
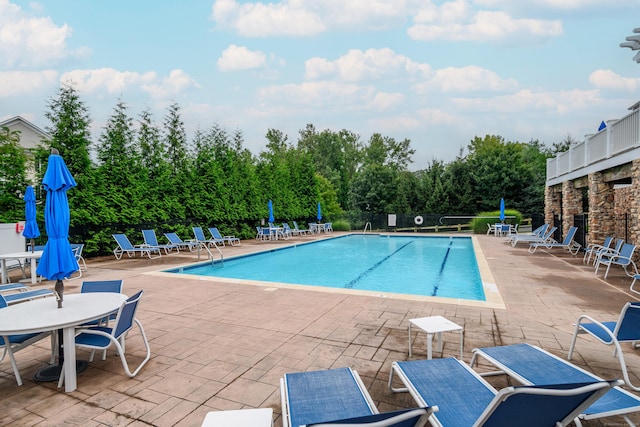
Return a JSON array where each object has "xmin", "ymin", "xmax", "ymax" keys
[
  {"xmin": 201, "ymin": 408, "xmax": 273, "ymax": 427},
  {"xmin": 408, "ymin": 315, "xmax": 463, "ymax": 359}
]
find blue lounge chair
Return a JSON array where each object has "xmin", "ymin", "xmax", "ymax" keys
[
  {"xmin": 112, "ymin": 233, "xmax": 161, "ymax": 259},
  {"xmin": 528, "ymin": 226, "xmax": 581, "ymax": 255},
  {"xmin": 505, "ymin": 223, "xmax": 547, "ymax": 243},
  {"xmin": 164, "ymin": 232, "xmax": 200, "ymax": 252},
  {"xmin": 510, "ymin": 226, "xmax": 556, "ymax": 247},
  {"xmin": 389, "ymin": 357, "xmax": 616, "ymax": 427},
  {"xmin": 292, "ymin": 221, "xmax": 308, "ymax": 235},
  {"xmin": 583, "ymin": 236, "xmax": 614, "ymax": 264},
  {"xmin": 0, "ymin": 283, "xmax": 28, "ymax": 293},
  {"xmin": 208, "ymin": 227, "xmax": 240, "ymax": 246},
  {"xmin": 3, "ymin": 288, "xmax": 55, "ymax": 305},
  {"xmin": 193, "ymin": 226, "xmax": 221, "ymax": 247},
  {"xmin": 142, "ymin": 229, "xmax": 179, "ymax": 255},
  {"xmin": 281, "ymin": 367, "xmax": 433, "ymax": 427},
  {"xmin": 568, "ymin": 302, "xmax": 640, "ymax": 391},
  {"xmin": 470, "ymin": 343, "xmax": 640, "ymax": 425}
]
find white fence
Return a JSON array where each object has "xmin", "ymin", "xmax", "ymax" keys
[{"xmin": 547, "ymin": 108, "xmax": 640, "ymax": 180}]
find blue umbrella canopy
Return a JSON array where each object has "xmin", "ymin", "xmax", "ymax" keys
[
  {"xmin": 36, "ymin": 153, "xmax": 79, "ymax": 283},
  {"xmin": 499, "ymin": 198, "xmax": 505, "ymax": 222},
  {"xmin": 268, "ymin": 199, "xmax": 274, "ymax": 223},
  {"xmin": 22, "ymin": 185, "xmax": 40, "ymax": 240},
  {"xmin": 317, "ymin": 202, "xmax": 322, "ymax": 222}
]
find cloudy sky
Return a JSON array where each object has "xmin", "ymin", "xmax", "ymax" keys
[{"xmin": 1, "ymin": 0, "xmax": 639, "ymax": 169}]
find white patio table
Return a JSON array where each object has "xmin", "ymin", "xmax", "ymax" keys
[
  {"xmin": 0, "ymin": 292, "xmax": 127, "ymax": 392},
  {"xmin": 0, "ymin": 250, "xmax": 43, "ymax": 284}
]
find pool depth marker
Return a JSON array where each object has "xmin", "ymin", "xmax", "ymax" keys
[{"xmin": 344, "ymin": 241, "xmax": 414, "ymax": 289}]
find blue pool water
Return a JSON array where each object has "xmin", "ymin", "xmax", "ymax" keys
[{"xmin": 167, "ymin": 235, "xmax": 485, "ymax": 300}]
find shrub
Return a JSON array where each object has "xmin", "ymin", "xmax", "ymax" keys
[
  {"xmin": 331, "ymin": 219, "xmax": 351, "ymax": 231},
  {"xmin": 471, "ymin": 210, "xmax": 522, "ymax": 234}
]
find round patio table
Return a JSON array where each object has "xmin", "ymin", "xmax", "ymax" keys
[{"xmin": 0, "ymin": 292, "xmax": 127, "ymax": 392}]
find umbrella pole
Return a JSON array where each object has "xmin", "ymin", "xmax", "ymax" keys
[{"xmin": 55, "ymin": 279, "xmax": 64, "ymax": 308}]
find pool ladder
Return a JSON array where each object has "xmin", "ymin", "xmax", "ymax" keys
[
  {"xmin": 197, "ymin": 242, "xmax": 224, "ymax": 267},
  {"xmin": 363, "ymin": 222, "xmax": 371, "ymax": 234}
]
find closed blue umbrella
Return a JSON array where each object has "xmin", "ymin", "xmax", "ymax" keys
[
  {"xmin": 22, "ymin": 185, "xmax": 40, "ymax": 252},
  {"xmin": 317, "ymin": 202, "xmax": 322, "ymax": 222},
  {"xmin": 36, "ymin": 152, "xmax": 78, "ymax": 308},
  {"xmin": 268, "ymin": 199, "xmax": 274, "ymax": 223},
  {"xmin": 499, "ymin": 198, "xmax": 505, "ymax": 222}
]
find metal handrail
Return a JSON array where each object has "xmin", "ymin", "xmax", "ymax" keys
[
  {"xmin": 363, "ymin": 222, "xmax": 371, "ymax": 234},
  {"xmin": 196, "ymin": 242, "xmax": 224, "ymax": 267}
]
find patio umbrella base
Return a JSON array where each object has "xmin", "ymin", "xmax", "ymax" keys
[{"xmin": 33, "ymin": 360, "xmax": 88, "ymax": 382}]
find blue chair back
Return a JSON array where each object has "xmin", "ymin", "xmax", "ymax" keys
[
  {"xmin": 619, "ymin": 243, "xmax": 636, "ymax": 260},
  {"xmin": 561, "ymin": 227, "xmax": 577, "ymax": 245},
  {"xmin": 142, "ymin": 229, "xmax": 159, "ymax": 246},
  {"xmin": 164, "ymin": 232, "xmax": 182, "ymax": 244},
  {"xmin": 113, "ymin": 234, "xmax": 134, "ymax": 250},
  {"xmin": 81, "ymin": 280, "xmax": 123, "ymax": 294},
  {"xmin": 193, "ymin": 227, "xmax": 207, "ymax": 241},
  {"xmin": 616, "ymin": 302, "xmax": 640, "ymax": 341},
  {"xmin": 113, "ymin": 290, "xmax": 144, "ymax": 339},
  {"xmin": 209, "ymin": 227, "xmax": 223, "ymax": 239},
  {"xmin": 478, "ymin": 381, "xmax": 614, "ymax": 427}
]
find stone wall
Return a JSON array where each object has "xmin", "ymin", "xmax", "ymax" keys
[
  {"xmin": 544, "ymin": 185, "xmax": 562, "ymax": 227},
  {"xmin": 588, "ymin": 171, "xmax": 615, "ymax": 246},
  {"xmin": 562, "ymin": 180, "xmax": 581, "ymax": 238}
]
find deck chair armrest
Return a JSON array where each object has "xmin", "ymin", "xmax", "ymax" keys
[{"xmin": 573, "ymin": 315, "xmax": 616, "ymax": 344}]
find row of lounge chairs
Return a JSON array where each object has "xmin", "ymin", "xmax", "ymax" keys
[
  {"xmin": 279, "ymin": 340, "xmax": 640, "ymax": 426},
  {"xmin": 506, "ymin": 223, "xmax": 582, "ymax": 256},
  {"xmin": 112, "ymin": 227, "xmax": 241, "ymax": 259}
]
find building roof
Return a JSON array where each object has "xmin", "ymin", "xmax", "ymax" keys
[{"xmin": 0, "ymin": 115, "xmax": 50, "ymax": 140}]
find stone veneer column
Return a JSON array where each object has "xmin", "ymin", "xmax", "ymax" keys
[
  {"xmin": 588, "ymin": 171, "xmax": 614, "ymax": 245},
  {"xmin": 544, "ymin": 185, "xmax": 561, "ymax": 226},
  {"xmin": 562, "ymin": 180, "xmax": 581, "ymax": 236}
]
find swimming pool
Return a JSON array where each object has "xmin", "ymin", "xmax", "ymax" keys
[{"xmin": 166, "ymin": 234, "xmax": 487, "ymax": 301}]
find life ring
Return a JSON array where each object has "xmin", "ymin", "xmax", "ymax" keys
[{"xmin": 414, "ymin": 216, "xmax": 424, "ymax": 225}]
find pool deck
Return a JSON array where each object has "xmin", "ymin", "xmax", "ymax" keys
[{"xmin": 2, "ymin": 232, "xmax": 640, "ymax": 426}]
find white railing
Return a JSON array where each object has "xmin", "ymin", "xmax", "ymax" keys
[{"xmin": 546, "ymin": 108, "xmax": 640, "ymax": 180}]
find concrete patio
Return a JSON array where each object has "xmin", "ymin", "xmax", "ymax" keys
[{"xmin": 1, "ymin": 232, "xmax": 639, "ymax": 426}]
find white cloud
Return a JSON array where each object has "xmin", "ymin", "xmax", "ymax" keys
[
  {"xmin": 305, "ymin": 48, "xmax": 431, "ymax": 82},
  {"xmin": 0, "ymin": 70, "xmax": 58, "ymax": 97},
  {"xmin": 142, "ymin": 69, "xmax": 201, "ymax": 99},
  {"xmin": 408, "ymin": 1, "xmax": 562, "ymax": 42},
  {"xmin": 211, "ymin": 0, "xmax": 410, "ymax": 37},
  {"xmin": 416, "ymin": 65, "xmax": 518, "ymax": 93},
  {"xmin": 258, "ymin": 81, "xmax": 403, "ymax": 113},
  {"xmin": 60, "ymin": 68, "xmax": 199, "ymax": 100},
  {"xmin": 61, "ymin": 68, "xmax": 157, "ymax": 94},
  {"xmin": 589, "ymin": 69, "xmax": 640, "ymax": 91},
  {"xmin": 452, "ymin": 88, "xmax": 600, "ymax": 114},
  {"xmin": 211, "ymin": 0, "xmax": 325, "ymax": 37},
  {"xmin": 217, "ymin": 44, "xmax": 267, "ymax": 72},
  {"xmin": 0, "ymin": 0, "xmax": 87, "ymax": 68}
]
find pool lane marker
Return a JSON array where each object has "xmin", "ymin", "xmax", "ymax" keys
[
  {"xmin": 432, "ymin": 238, "xmax": 454, "ymax": 296},
  {"xmin": 344, "ymin": 240, "xmax": 414, "ymax": 289}
]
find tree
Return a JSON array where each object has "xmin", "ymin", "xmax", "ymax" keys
[
  {"xmin": 0, "ymin": 126, "xmax": 28, "ymax": 221},
  {"xmin": 43, "ymin": 83, "xmax": 94, "ymax": 227}
]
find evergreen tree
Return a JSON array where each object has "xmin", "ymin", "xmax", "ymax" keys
[{"xmin": 0, "ymin": 126, "xmax": 28, "ymax": 221}]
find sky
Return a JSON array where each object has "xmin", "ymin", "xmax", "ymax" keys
[{"xmin": 1, "ymin": 0, "xmax": 640, "ymax": 170}]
